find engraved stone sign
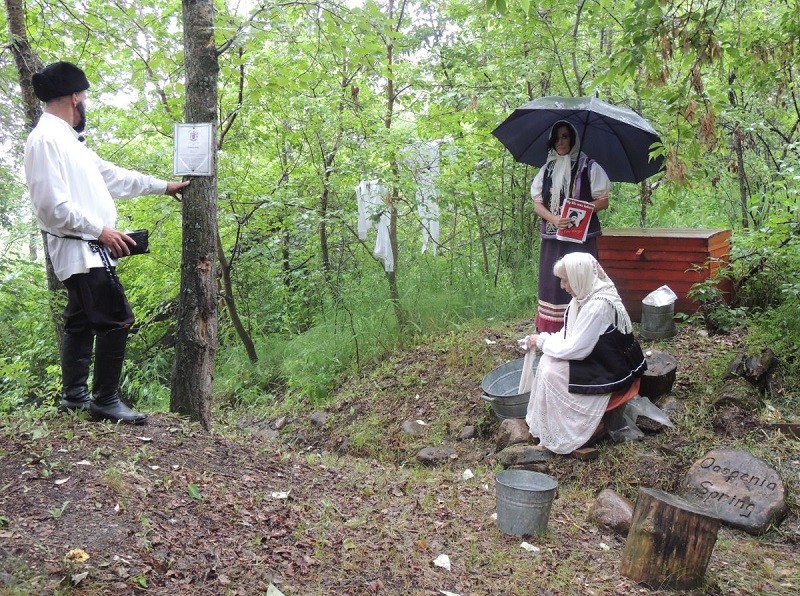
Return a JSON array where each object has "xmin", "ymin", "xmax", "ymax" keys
[{"xmin": 682, "ymin": 448, "xmax": 787, "ymax": 535}]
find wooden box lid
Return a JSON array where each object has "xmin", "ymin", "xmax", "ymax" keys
[{"xmin": 599, "ymin": 228, "xmax": 731, "ymax": 251}]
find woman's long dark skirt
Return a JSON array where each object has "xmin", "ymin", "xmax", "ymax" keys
[{"xmin": 535, "ymin": 236, "xmax": 599, "ymax": 332}]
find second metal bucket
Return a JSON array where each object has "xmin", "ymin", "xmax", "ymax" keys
[
  {"xmin": 481, "ymin": 356, "xmax": 539, "ymax": 420},
  {"xmin": 495, "ymin": 469, "xmax": 558, "ymax": 536},
  {"xmin": 640, "ymin": 303, "xmax": 676, "ymax": 340}
]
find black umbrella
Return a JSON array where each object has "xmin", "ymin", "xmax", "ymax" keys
[{"xmin": 492, "ymin": 96, "xmax": 664, "ymax": 183}]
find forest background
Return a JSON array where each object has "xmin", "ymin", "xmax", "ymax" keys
[{"xmin": 0, "ymin": 0, "xmax": 798, "ymax": 418}]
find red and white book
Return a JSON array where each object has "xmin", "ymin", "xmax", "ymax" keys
[{"xmin": 557, "ymin": 198, "xmax": 595, "ymax": 243}]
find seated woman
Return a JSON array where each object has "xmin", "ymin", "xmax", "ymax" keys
[{"xmin": 520, "ymin": 253, "xmax": 647, "ymax": 454}]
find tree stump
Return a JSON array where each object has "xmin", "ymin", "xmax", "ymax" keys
[
  {"xmin": 620, "ymin": 488, "xmax": 720, "ymax": 590},
  {"xmin": 639, "ymin": 351, "xmax": 677, "ymax": 399}
]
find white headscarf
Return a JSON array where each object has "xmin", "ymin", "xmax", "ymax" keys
[
  {"xmin": 545, "ymin": 121, "xmax": 582, "ymax": 216},
  {"xmin": 555, "ymin": 252, "xmax": 633, "ymax": 336}
]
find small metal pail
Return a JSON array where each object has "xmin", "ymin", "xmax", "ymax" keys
[
  {"xmin": 640, "ymin": 303, "xmax": 676, "ymax": 340},
  {"xmin": 495, "ymin": 469, "xmax": 558, "ymax": 536}
]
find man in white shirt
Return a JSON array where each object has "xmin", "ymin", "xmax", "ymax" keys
[{"xmin": 24, "ymin": 61, "xmax": 189, "ymax": 424}]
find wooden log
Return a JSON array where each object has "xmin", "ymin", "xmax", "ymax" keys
[
  {"xmin": 639, "ymin": 351, "xmax": 677, "ymax": 399},
  {"xmin": 620, "ymin": 488, "xmax": 720, "ymax": 590}
]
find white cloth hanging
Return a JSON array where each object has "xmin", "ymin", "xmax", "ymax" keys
[
  {"xmin": 355, "ymin": 179, "xmax": 394, "ymax": 272},
  {"xmin": 356, "ymin": 180, "xmax": 384, "ymax": 241},
  {"xmin": 400, "ymin": 139, "xmax": 454, "ymax": 255},
  {"xmin": 373, "ymin": 209, "xmax": 394, "ymax": 272},
  {"xmin": 418, "ymin": 197, "xmax": 440, "ymax": 255}
]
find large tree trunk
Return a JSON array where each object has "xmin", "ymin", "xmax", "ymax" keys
[
  {"xmin": 170, "ymin": 0, "xmax": 219, "ymax": 428},
  {"xmin": 5, "ymin": 0, "xmax": 67, "ymax": 360},
  {"xmin": 5, "ymin": 0, "xmax": 42, "ymax": 129}
]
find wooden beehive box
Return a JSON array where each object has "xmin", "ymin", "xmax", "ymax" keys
[{"xmin": 598, "ymin": 228, "xmax": 732, "ymax": 322}]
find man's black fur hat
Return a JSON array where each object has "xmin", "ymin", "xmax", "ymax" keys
[{"xmin": 32, "ymin": 61, "xmax": 90, "ymax": 102}]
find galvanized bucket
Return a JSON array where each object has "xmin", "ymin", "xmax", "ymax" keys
[
  {"xmin": 495, "ymin": 469, "xmax": 558, "ymax": 536},
  {"xmin": 640, "ymin": 303, "xmax": 676, "ymax": 340},
  {"xmin": 481, "ymin": 356, "xmax": 538, "ymax": 420}
]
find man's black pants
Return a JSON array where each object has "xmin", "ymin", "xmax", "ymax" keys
[{"xmin": 62, "ymin": 267, "xmax": 134, "ymax": 333}]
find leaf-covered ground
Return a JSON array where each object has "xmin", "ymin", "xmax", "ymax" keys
[{"xmin": 1, "ymin": 322, "xmax": 798, "ymax": 595}]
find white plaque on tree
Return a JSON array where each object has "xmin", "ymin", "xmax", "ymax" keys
[{"xmin": 173, "ymin": 123, "xmax": 213, "ymax": 176}]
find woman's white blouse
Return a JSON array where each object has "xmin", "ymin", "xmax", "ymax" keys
[{"xmin": 536, "ymin": 299, "xmax": 615, "ymax": 359}]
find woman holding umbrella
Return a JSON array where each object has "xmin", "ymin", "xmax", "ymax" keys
[
  {"xmin": 493, "ymin": 96, "xmax": 664, "ymax": 330},
  {"xmin": 531, "ymin": 121, "xmax": 610, "ymax": 332}
]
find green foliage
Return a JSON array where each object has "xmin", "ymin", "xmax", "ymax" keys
[
  {"xmin": 214, "ymin": 337, "xmax": 288, "ymax": 408},
  {"xmin": 0, "ymin": 256, "xmax": 61, "ymax": 411},
  {"xmin": 737, "ymin": 224, "xmax": 800, "ymax": 398},
  {"xmin": 119, "ymin": 341, "xmax": 174, "ymax": 410},
  {"xmin": 47, "ymin": 500, "xmax": 70, "ymax": 519},
  {"xmin": 279, "ymin": 284, "xmax": 401, "ymax": 404},
  {"xmin": 213, "ymin": 254, "xmax": 538, "ymax": 406},
  {"xmin": 186, "ymin": 484, "xmax": 202, "ymax": 500},
  {"xmin": 686, "ymin": 277, "xmax": 749, "ymax": 335},
  {"xmin": 747, "ymin": 300, "xmax": 800, "ymax": 406},
  {"xmin": 678, "ymin": 221, "xmax": 800, "ymax": 404},
  {"xmin": 2, "ymin": 0, "xmax": 800, "ymax": 417}
]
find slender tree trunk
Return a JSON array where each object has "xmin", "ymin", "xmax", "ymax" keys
[
  {"xmin": 727, "ymin": 72, "xmax": 749, "ymax": 229},
  {"xmin": 171, "ymin": 0, "xmax": 219, "ymax": 428},
  {"xmin": 383, "ymin": 0, "xmax": 407, "ymax": 329},
  {"xmin": 216, "ymin": 231, "xmax": 257, "ymax": 363},
  {"xmin": 5, "ymin": 0, "xmax": 67, "ymax": 358},
  {"xmin": 281, "ymin": 225, "xmax": 291, "ymax": 283},
  {"xmin": 572, "ymin": 0, "xmax": 587, "ymax": 96},
  {"xmin": 319, "ymin": 151, "xmax": 335, "ymax": 275},
  {"xmin": 639, "ymin": 180, "xmax": 650, "ymax": 227},
  {"xmin": 494, "ymin": 202, "xmax": 506, "ymax": 288},
  {"xmin": 386, "ymin": 186, "xmax": 403, "ymax": 318},
  {"xmin": 733, "ymin": 128, "xmax": 749, "ymax": 229},
  {"xmin": 471, "ymin": 191, "xmax": 490, "ymax": 275},
  {"xmin": 318, "ymin": 79, "xmax": 349, "ymax": 278}
]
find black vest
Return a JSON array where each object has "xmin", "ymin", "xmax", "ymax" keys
[
  {"xmin": 566, "ymin": 301, "xmax": 647, "ymax": 395},
  {"xmin": 540, "ymin": 159, "xmax": 602, "ymax": 238}
]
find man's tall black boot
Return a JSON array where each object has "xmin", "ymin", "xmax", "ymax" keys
[
  {"xmin": 89, "ymin": 327, "xmax": 147, "ymax": 424},
  {"xmin": 60, "ymin": 330, "xmax": 94, "ymax": 411}
]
